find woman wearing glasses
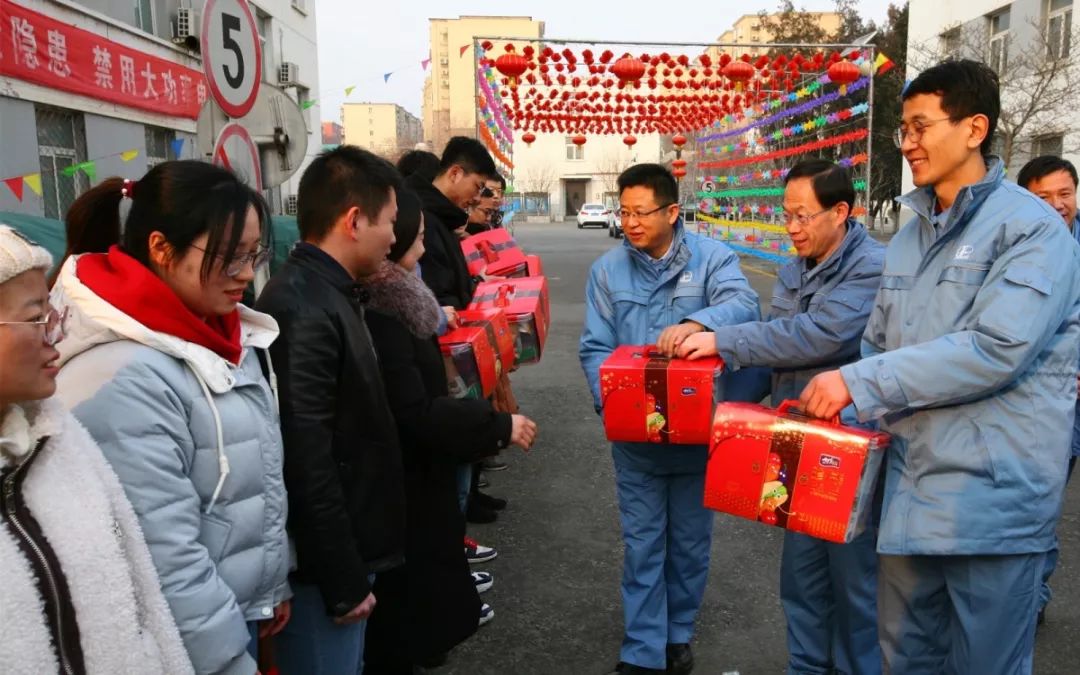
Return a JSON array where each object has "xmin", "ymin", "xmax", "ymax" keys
[
  {"xmin": 49, "ymin": 161, "xmax": 291, "ymax": 675},
  {"xmin": 0, "ymin": 225, "xmax": 192, "ymax": 673}
]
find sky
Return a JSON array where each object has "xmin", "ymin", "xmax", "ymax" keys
[{"xmin": 313, "ymin": 0, "xmax": 901, "ymax": 124}]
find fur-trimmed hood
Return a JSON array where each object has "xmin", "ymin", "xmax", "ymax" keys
[{"xmin": 363, "ymin": 261, "xmax": 442, "ymax": 338}]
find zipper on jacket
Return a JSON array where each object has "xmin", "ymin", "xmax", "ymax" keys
[{"xmin": 1, "ymin": 438, "xmax": 79, "ymax": 675}]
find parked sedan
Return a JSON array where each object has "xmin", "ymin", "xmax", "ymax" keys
[
  {"xmin": 609, "ymin": 212, "xmax": 623, "ymax": 238},
  {"xmin": 577, "ymin": 203, "xmax": 614, "ymax": 229}
]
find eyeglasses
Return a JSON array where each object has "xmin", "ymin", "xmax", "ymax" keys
[
  {"xmin": 479, "ymin": 186, "xmax": 496, "ymax": 198},
  {"xmin": 617, "ymin": 203, "xmax": 675, "ymax": 222},
  {"xmin": 893, "ymin": 117, "xmax": 954, "ymax": 148},
  {"xmin": 191, "ymin": 245, "xmax": 271, "ymax": 277},
  {"xmin": 0, "ymin": 306, "xmax": 68, "ymax": 346},
  {"xmin": 782, "ymin": 207, "xmax": 833, "ymax": 227}
]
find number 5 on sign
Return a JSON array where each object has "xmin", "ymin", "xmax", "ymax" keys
[{"xmin": 201, "ymin": 0, "xmax": 262, "ymax": 118}]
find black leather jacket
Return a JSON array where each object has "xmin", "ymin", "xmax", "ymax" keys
[{"xmin": 256, "ymin": 243, "xmax": 405, "ymax": 616}]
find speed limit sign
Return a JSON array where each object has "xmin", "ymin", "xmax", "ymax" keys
[
  {"xmin": 201, "ymin": 0, "xmax": 262, "ymax": 119},
  {"xmin": 213, "ymin": 123, "xmax": 263, "ymax": 192}
]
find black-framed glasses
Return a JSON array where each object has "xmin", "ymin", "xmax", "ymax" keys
[
  {"xmin": 893, "ymin": 117, "xmax": 954, "ymax": 148},
  {"xmin": 617, "ymin": 203, "xmax": 675, "ymax": 222},
  {"xmin": 781, "ymin": 207, "xmax": 833, "ymax": 227},
  {"xmin": 191, "ymin": 244, "xmax": 271, "ymax": 277},
  {"xmin": 0, "ymin": 305, "xmax": 68, "ymax": 346}
]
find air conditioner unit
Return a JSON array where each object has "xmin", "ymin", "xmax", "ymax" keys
[
  {"xmin": 285, "ymin": 194, "xmax": 298, "ymax": 215},
  {"xmin": 278, "ymin": 62, "xmax": 300, "ymax": 87},
  {"xmin": 172, "ymin": 8, "xmax": 200, "ymax": 49}
]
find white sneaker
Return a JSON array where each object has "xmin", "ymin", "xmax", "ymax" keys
[
  {"xmin": 478, "ymin": 602, "xmax": 495, "ymax": 626},
  {"xmin": 472, "ymin": 571, "xmax": 493, "ymax": 594}
]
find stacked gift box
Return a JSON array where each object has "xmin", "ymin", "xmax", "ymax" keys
[
  {"xmin": 461, "ymin": 229, "xmax": 529, "ymax": 277},
  {"xmin": 469, "ymin": 276, "xmax": 550, "ymax": 366},
  {"xmin": 438, "ymin": 326, "xmax": 498, "ymax": 400}
]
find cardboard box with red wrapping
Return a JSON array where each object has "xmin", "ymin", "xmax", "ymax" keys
[
  {"xmin": 599, "ymin": 346, "xmax": 724, "ymax": 445},
  {"xmin": 457, "ymin": 308, "xmax": 515, "ymax": 376},
  {"xmin": 461, "ymin": 229, "xmax": 528, "ymax": 277},
  {"xmin": 505, "ymin": 254, "xmax": 544, "ymax": 279},
  {"xmin": 438, "ymin": 326, "xmax": 498, "ymax": 400},
  {"xmin": 469, "ymin": 277, "xmax": 550, "ymax": 365},
  {"xmin": 704, "ymin": 401, "xmax": 889, "ymax": 543}
]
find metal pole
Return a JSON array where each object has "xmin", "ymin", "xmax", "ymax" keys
[{"xmin": 865, "ymin": 45, "xmax": 876, "ymax": 231}]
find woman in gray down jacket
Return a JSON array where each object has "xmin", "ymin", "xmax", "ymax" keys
[{"xmin": 50, "ymin": 161, "xmax": 291, "ymax": 675}]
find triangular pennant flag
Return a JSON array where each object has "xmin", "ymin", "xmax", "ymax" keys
[
  {"xmin": 345, "ymin": 85, "xmax": 356, "ymax": 97},
  {"xmin": 24, "ymin": 174, "xmax": 42, "ymax": 197},
  {"xmin": 459, "ymin": 44, "xmax": 469, "ymax": 57},
  {"xmin": 121, "ymin": 149, "xmax": 139, "ymax": 162},
  {"xmin": 61, "ymin": 165, "xmax": 77, "ymax": 178},
  {"xmin": 875, "ymin": 52, "xmax": 896, "ymax": 75},
  {"xmin": 4, "ymin": 176, "xmax": 24, "ymax": 201},
  {"xmin": 171, "ymin": 138, "xmax": 185, "ymax": 158},
  {"xmin": 80, "ymin": 161, "xmax": 97, "ymax": 182},
  {"xmin": 383, "ymin": 72, "xmax": 393, "ymax": 83},
  {"xmin": 302, "ymin": 100, "xmax": 317, "ymax": 110},
  {"xmin": 421, "ymin": 58, "xmax": 431, "ymax": 70}
]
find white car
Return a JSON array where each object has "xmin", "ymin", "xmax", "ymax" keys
[
  {"xmin": 609, "ymin": 212, "xmax": 623, "ymax": 238},
  {"xmin": 576, "ymin": 203, "xmax": 614, "ymax": 229}
]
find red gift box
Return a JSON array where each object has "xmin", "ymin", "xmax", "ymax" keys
[
  {"xmin": 704, "ymin": 401, "xmax": 889, "ymax": 543},
  {"xmin": 461, "ymin": 229, "xmax": 528, "ymax": 277},
  {"xmin": 457, "ymin": 308, "xmax": 515, "ymax": 376},
  {"xmin": 526, "ymin": 255, "xmax": 543, "ymax": 276},
  {"xmin": 469, "ymin": 277, "xmax": 550, "ymax": 365},
  {"xmin": 599, "ymin": 346, "xmax": 724, "ymax": 445},
  {"xmin": 438, "ymin": 326, "xmax": 498, "ymax": 399}
]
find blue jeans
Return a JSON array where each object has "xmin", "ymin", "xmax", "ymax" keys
[
  {"xmin": 275, "ymin": 580, "xmax": 373, "ymax": 675},
  {"xmin": 456, "ymin": 463, "xmax": 472, "ymax": 514},
  {"xmin": 1039, "ymin": 455, "xmax": 1077, "ymax": 610}
]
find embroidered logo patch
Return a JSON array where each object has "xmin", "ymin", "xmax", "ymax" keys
[
  {"xmin": 954, "ymin": 245, "xmax": 974, "ymax": 261},
  {"xmin": 680, "ymin": 271, "xmax": 693, "ymax": 283}
]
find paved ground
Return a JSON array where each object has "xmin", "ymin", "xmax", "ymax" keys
[{"xmin": 441, "ymin": 220, "xmax": 1080, "ymax": 675}]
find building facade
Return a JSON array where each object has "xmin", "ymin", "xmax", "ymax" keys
[
  {"xmin": 0, "ymin": 0, "xmax": 320, "ymax": 219},
  {"xmin": 322, "ymin": 120, "xmax": 342, "ymax": 147},
  {"xmin": 341, "ymin": 102, "xmax": 421, "ymax": 160},
  {"xmin": 717, "ymin": 12, "xmax": 842, "ymax": 51}
]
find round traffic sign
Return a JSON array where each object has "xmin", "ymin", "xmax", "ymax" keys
[
  {"xmin": 201, "ymin": 0, "xmax": 262, "ymax": 119},
  {"xmin": 212, "ymin": 122, "xmax": 263, "ymax": 191}
]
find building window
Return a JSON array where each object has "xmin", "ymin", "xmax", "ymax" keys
[
  {"xmin": 566, "ymin": 136, "xmax": 584, "ymax": 161},
  {"xmin": 135, "ymin": 0, "xmax": 154, "ymax": 34},
  {"xmin": 1048, "ymin": 0, "xmax": 1073, "ymax": 59},
  {"xmin": 523, "ymin": 192, "xmax": 550, "ymax": 216},
  {"xmin": 988, "ymin": 8, "xmax": 1011, "ymax": 74},
  {"xmin": 36, "ymin": 106, "xmax": 88, "ymax": 220},
  {"xmin": 941, "ymin": 27, "xmax": 962, "ymax": 53},
  {"xmin": 145, "ymin": 126, "xmax": 176, "ymax": 169},
  {"xmin": 1034, "ymin": 133, "xmax": 1065, "ymax": 157}
]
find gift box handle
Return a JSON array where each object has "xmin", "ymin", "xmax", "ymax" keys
[
  {"xmin": 478, "ymin": 240, "xmax": 499, "ymax": 264},
  {"xmin": 776, "ymin": 399, "xmax": 840, "ymax": 426}
]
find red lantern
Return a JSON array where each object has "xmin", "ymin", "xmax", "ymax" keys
[
  {"xmin": 672, "ymin": 133, "xmax": 687, "ymax": 148},
  {"xmin": 522, "ymin": 132, "xmax": 536, "ymax": 147},
  {"xmin": 673, "ymin": 168, "xmax": 687, "ymax": 180},
  {"xmin": 623, "ymin": 134, "xmax": 637, "ymax": 147},
  {"xmin": 722, "ymin": 60, "xmax": 755, "ymax": 91},
  {"xmin": 672, "ymin": 159, "xmax": 687, "ymax": 169},
  {"xmin": 572, "ymin": 134, "xmax": 587, "ymax": 147},
  {"xmin": 827, "ymin": 60, "xmax": 860, "ymax": 94},
  {"xmin": 611, "ymin": 55, "xmax": 647, "ymax": 88},
  {"xmin": 495, "ymin": 51, "xmax": 529, "ymax": 87}
]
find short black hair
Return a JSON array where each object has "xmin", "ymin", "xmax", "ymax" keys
[
  {"xmin": 397, "ymin": 150, "xmax": 440, "ymax": 181},
  {"xmin": 297, "ymin": 145, "xmax": 401, "ymax": 242},
  {"xmin": 903, "ymin": 59, "xmax": 1000, "ymax": 156},
  {"xmin": 438, "ymin": 136, "xmax": 496, "ymax": 178},
  {"xmin": 784, "ymin": 158, "xmax": 856, "ymax": 211},
  {"xmin": 617, "ymin": 163, "xmax": 678, "ymax": 207},
  {"xmin": 1017, "ymin": 155, "xmax": 1079, "ymax": 190},
  {"xmin": 490, "ymin": 172, "xmax": 506, "ymax": 190}
]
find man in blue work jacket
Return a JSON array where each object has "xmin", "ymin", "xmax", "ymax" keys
[
  {"xmin": 679, "ymin": 158, "xmax": 885, "ymax": 675},
  {"xmin": 800, "ymin": 59, "xmax": 1080, "ymax": 674},
  {"xmin": 580, "ymin": 163, "xmax": 760, "ymax": 675},
  {"xmin": 1016, "ymin": 154, "xmax": 1080, "ymax": 627}
]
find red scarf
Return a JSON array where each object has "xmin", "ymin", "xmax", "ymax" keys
[{"xmin": 77, "ymin": 246, "xmax": 242, "ymax": 364}]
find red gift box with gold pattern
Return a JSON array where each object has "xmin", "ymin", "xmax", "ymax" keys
[
  {"xmin": 461, "ymin": 229, "xmax": 529, "ymax": 277},
  {"xmin": 469, "ymin": 277, "xmax": 550, "ymax": 365},
  {"xmin": 457, "ymin": 308, "xmax": 515, "ymax": 376},
  {"xmin": 438, "ymin": 326, "xmax": 498, "ymax": 399},
  {"xmin": 599, "ymin": 346, "xmax": 724, "ymax": 445},
  {"xmin": 704, "ymin": 401, "xmax": 889, "ymax": 543}
]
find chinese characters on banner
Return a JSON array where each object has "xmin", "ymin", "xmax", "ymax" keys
[{"xmin": 0, "ymin": 0, "xmax": 207, "ymax": 119}]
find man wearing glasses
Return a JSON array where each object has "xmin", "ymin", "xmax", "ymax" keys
[
  {"xmin": 799, "ymin": 59, "xmax": 1080, "ymax": 672},
  {"xmin": 678, "ymin": 158, "xmax": 885, "ymax": 675},
  {"xmin": 580, "ymin": 163, "xmax": 759, "ymax": 675}
]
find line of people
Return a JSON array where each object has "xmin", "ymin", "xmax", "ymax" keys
[
  {"xmin": 0, "ymin": 136, "xmax": 535, "ymax": 674},
  {"xmin": 581, "ymin": 58, "xmax": 1080, "ymax": 675}
]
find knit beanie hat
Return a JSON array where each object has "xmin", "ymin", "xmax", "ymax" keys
[{"xmin": 0, "ymin": 224, "xmax": 53, "ymax": 285}]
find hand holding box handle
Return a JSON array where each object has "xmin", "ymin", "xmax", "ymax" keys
[{"xmin": 776, "ymin": 399, "xmax": 840, "ymax": 426}]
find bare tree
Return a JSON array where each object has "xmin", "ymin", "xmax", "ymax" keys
[
  {"xmin": 516, "ymin": 160, "xmax": 559, "ymax": 195},
  {"xmin": 910, "ymin": 17, "xmax": 1080, "ymax": 170},
  {"xmin": 592, "ymin": 151, "xmax": 632, "ymax": 206}
]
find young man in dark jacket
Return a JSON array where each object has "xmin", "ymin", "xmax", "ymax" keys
[{"xmin": 257, "ymin": 146, "xmax": 406, "ymax": 674}]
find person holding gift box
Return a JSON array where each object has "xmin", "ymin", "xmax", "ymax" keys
[
  {"xmin": 799, "ymin": 59, "xmax": 1080, "ymax": 674},
  {"xmin": 580, "ymin": 163, "xmax": 760, "ymax": 675},
  {"xmin": 679, "ymin": 159, "xmax": 885, "ymax": 675}
]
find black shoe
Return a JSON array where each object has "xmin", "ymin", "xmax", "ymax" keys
[
  {"xmin": 666, "ymin": 644, "xmax": 693, "ymax": 674},
  {"xmin": 472, "ymin": 491, "xmax": 508, "ymax": 511},
  {"xmin": 482, "ymin": 456, "xmax": 509, "ymax": 471},
  {"xmin": 610, "ymin": 663, "xmax": 666, "ymax": 675},
  {"xmin": 477, "ymin": 475, "xmax": 490, "ymax": 488},
  {"xmin": 466, "ymin": 502, "xmax": 498, "ymax": 523}
]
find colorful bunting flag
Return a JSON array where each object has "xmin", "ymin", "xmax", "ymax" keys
[
  {"xmin": 421, "ymin": 58, "xmax": 431, "ymax": 70},
  {"xmin": 383, "ymin": 72, "xmax": 393, "ymax": 83},
  {"xmin": 121, "ymin": 149, "xmax": 139, "ymax": 161},
  {"xmin": 3, "ymin": 177, "xmax": 24, "ymax": 201},
  {"xmin": 345, "ymin": 85, "xmax": 356, "ymax": 96},
  {"xmin": 875, "ymin": 52, "xmax": 896, "ymax": 75},
  {"xmin": 171, "ymin": 138, "xmax": 186, "ymax": 158},
  {"xmin": 459, "ymin": 44, "xmax": 469, "ymax": 57},
  {"xmin": 302, "ymin": 100, "xmax": 317, "ymax": 110},
  {"xmin": 24, "ymin": 174, "xmax": 42, "ymax": 197}
]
